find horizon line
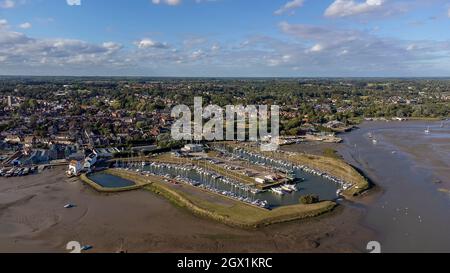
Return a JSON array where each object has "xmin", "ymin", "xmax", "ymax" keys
[{"xmin": 1, "ymin": 75, "xmax": 450, "ymax": 80}]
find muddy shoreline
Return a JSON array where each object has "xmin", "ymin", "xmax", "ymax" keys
[
  {"xmin": 0, "ymin": 166, "xmax": 374, "ymax": 253},
  {"xmin": 337, "ymin": 120, "xmax": 450, "ymax": 252}
]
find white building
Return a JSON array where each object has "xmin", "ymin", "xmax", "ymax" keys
[
  {"xmin": 264, "ymin": 175, "xmax": 276, "ymax": 182},
  {"xmin": 182, "ymin": 144, "xmax": 204, "ymax": 153},
  {"xmin": 255, "ymin": 177, "xmax": 267, "ymax": 184},
  {"xmin": 67, "ymin": 160, "xmax": 82, "ymax": 177}
]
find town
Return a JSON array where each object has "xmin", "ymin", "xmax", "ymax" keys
[{"xmin": 0, "ymin": 77, "xmax": 448, "ymax": 179}]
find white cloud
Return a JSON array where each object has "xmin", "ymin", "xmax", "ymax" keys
[
  {"xmin": 275, "ymin": 0, "xmax": 305, "ymax": 15},
  {"xmin": 135, "ymin": 38, "xmax": 170, "ymax": 49},
  {"xmin": 325, "ymin": 0, "xmax": 385, "ymax": 18},
  {"xmin": 190, "ymin": 49, "xmax": 204, "ymax": 60},
  {"xmin": 152, "ymin": 0, "xmax": 182, "ymax": 6},
  {"xmin": 276, "ymin": 21, "xmax": 450, "ymax": 76},
  {"xmin": 211, "ymin": 44, "xmax": 220, "ymax": 52},
  {"xmin": 0, "ymin": 19, "xmax": 8, "ymax": 29},
  {"xmin": 0, "ymin": 26, "xmax": 125, "ymax": 70},
  {"xmin": 448, "ymin": 7, "xmax": 450, "ymax": 18},
  {"xmin": 102, "ymin": 42, "xmax": 123, "ymax": 52},
  {"xmin": 0, "ymin": 0, "xmax": 15, "ymax": 9},
  {"xmin": 67, "ymin": 0, "xmax": 81, "ymax": 6},
  {"xmin": 19, "ymin": 22, "xmax": 32, "ymax": 29},
  {"xmin": 309, "ymin": 44, "xmax": 324, "ymax": 53},
  {"xmin": 1, "ymin": 16, "xmax": 450, "ymax": 77},
  {"xmin": 151, "ymin": 0, "xmax": 219, "ymax": 7}
]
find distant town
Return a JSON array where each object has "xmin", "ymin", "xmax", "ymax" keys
[{"xmin": 0, "ymin": 77, "xmax": 448, "ymax": 176}]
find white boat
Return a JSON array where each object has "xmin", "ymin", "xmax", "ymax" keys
[
  {"xmin": 64, "ymin": 204, "xmax": 75, "ymax": 209},
  {"xmin": 281, "ymin": 185, "xmax": 293, "ymax": 193},
  {"xmin": 372, "ymin": 139, "xmax": 378, "ymax": 144},
  {"xmin": 250, "ymin": 188, "xmax": 263, "ymax": 194},
  {"xmin": 271, "ymin": 187, "xmax": 285, "ymax": 195},
  {"xmin": 425, "ymin": 127, "xmax": 430, "ymax": 134},
  {"xmin": 281, "ymin": 184, "xmax": 298, "ymax": 192}
]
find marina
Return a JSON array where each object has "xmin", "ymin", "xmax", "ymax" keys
[
  {"xmin": 115, "ymin": 161, "xmax": 270, "ymax": 209},
  {"xmin": 212, "ymin": 145, "xmax": 350, "ymax": 202},
  {"xmin": 112, "ymin": 142, "xmax": 353, "ymax": 208}
]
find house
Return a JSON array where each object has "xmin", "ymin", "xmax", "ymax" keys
[
  {"xmin": 67, "ymin": 151, "xmax": 85, "ymax": 161},
  {"xmin": 53, "ymin": 134, "xmax": 75, "ymax": 145},
  {"xmin": 67, "ymin": 160, "xmax": 82, "ymax": 177},
  {"xmin": 94, "ymin": 148, "xmax": 120, "ymax": 158},
  {"xmin": 324, "ymin": 120, "xmax": 345, "ymax": 129},
  {"xmin": 264, "ymin": 175, "xmax": 277, "ymax": 182},
  {"xmin": 131, "ymin": 145, "xmax": 157, "ymax": 153},
  {"xmin": 5, "ymin": 135, "xmax": 22, "ymax": 144},
  {"xmin": 24, "ymin": 136, "xmax": 36, "ymax": 147},
  {"xmin": 255, "ymin": 177, "xmax": 267, "ymax": 184}
]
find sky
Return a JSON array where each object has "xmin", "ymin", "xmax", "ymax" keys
[{"xmin": 0, "ymin": 0, "xmax": 450, "ymax": 77}]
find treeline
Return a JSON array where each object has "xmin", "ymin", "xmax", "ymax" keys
[{"xmin": 1, "ymin": 77, "xmax": 449, "ymax": 122}]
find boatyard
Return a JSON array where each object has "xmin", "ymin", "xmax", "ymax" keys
[{"xmin": 107, "ymin": 142, "xmax": 361, "ymax": 209}]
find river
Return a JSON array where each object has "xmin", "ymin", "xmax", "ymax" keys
[{"xmin": 337, "ymin": 120, "xmax": 450, "ymax": 253}]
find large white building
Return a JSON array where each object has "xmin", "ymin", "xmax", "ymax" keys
[
  {"xmin": 181, "ymin": 144, "xmax": 204, "ymax": 153},
  {"xmin": 67, "ymin": 160, "xmax": 82, "ymax": 177}
]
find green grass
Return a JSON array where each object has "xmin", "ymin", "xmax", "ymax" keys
[{"xmin": 322, "ymin": 148, "xmax": 343, "ymax": 160}]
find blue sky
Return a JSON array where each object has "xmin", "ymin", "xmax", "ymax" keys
[{"xmin": 0, "ymin": 0, "xmax": 450, "ymax": 76}]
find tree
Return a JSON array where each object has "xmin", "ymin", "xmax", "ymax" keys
[{"xmin": 300, "ymin": 194, "xmax": 319, "ymax": 205}]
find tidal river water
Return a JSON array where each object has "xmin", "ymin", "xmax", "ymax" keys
[{"xmin": 337, "ymin": 120, "xmax": 450, "ymax": 252}]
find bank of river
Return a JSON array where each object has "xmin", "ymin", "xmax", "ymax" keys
[
  {"xmin": 284, "ymin": 120, "xmax": 450, "ymax": 252},
  {"xmin": 338, "ymin": 120, "xmax": 450, "ymax": 252}
]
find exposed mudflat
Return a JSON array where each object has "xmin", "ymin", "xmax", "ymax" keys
[{"xmin": 0, "ymin": 166, "xmax": 373, "ymax": 253}]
